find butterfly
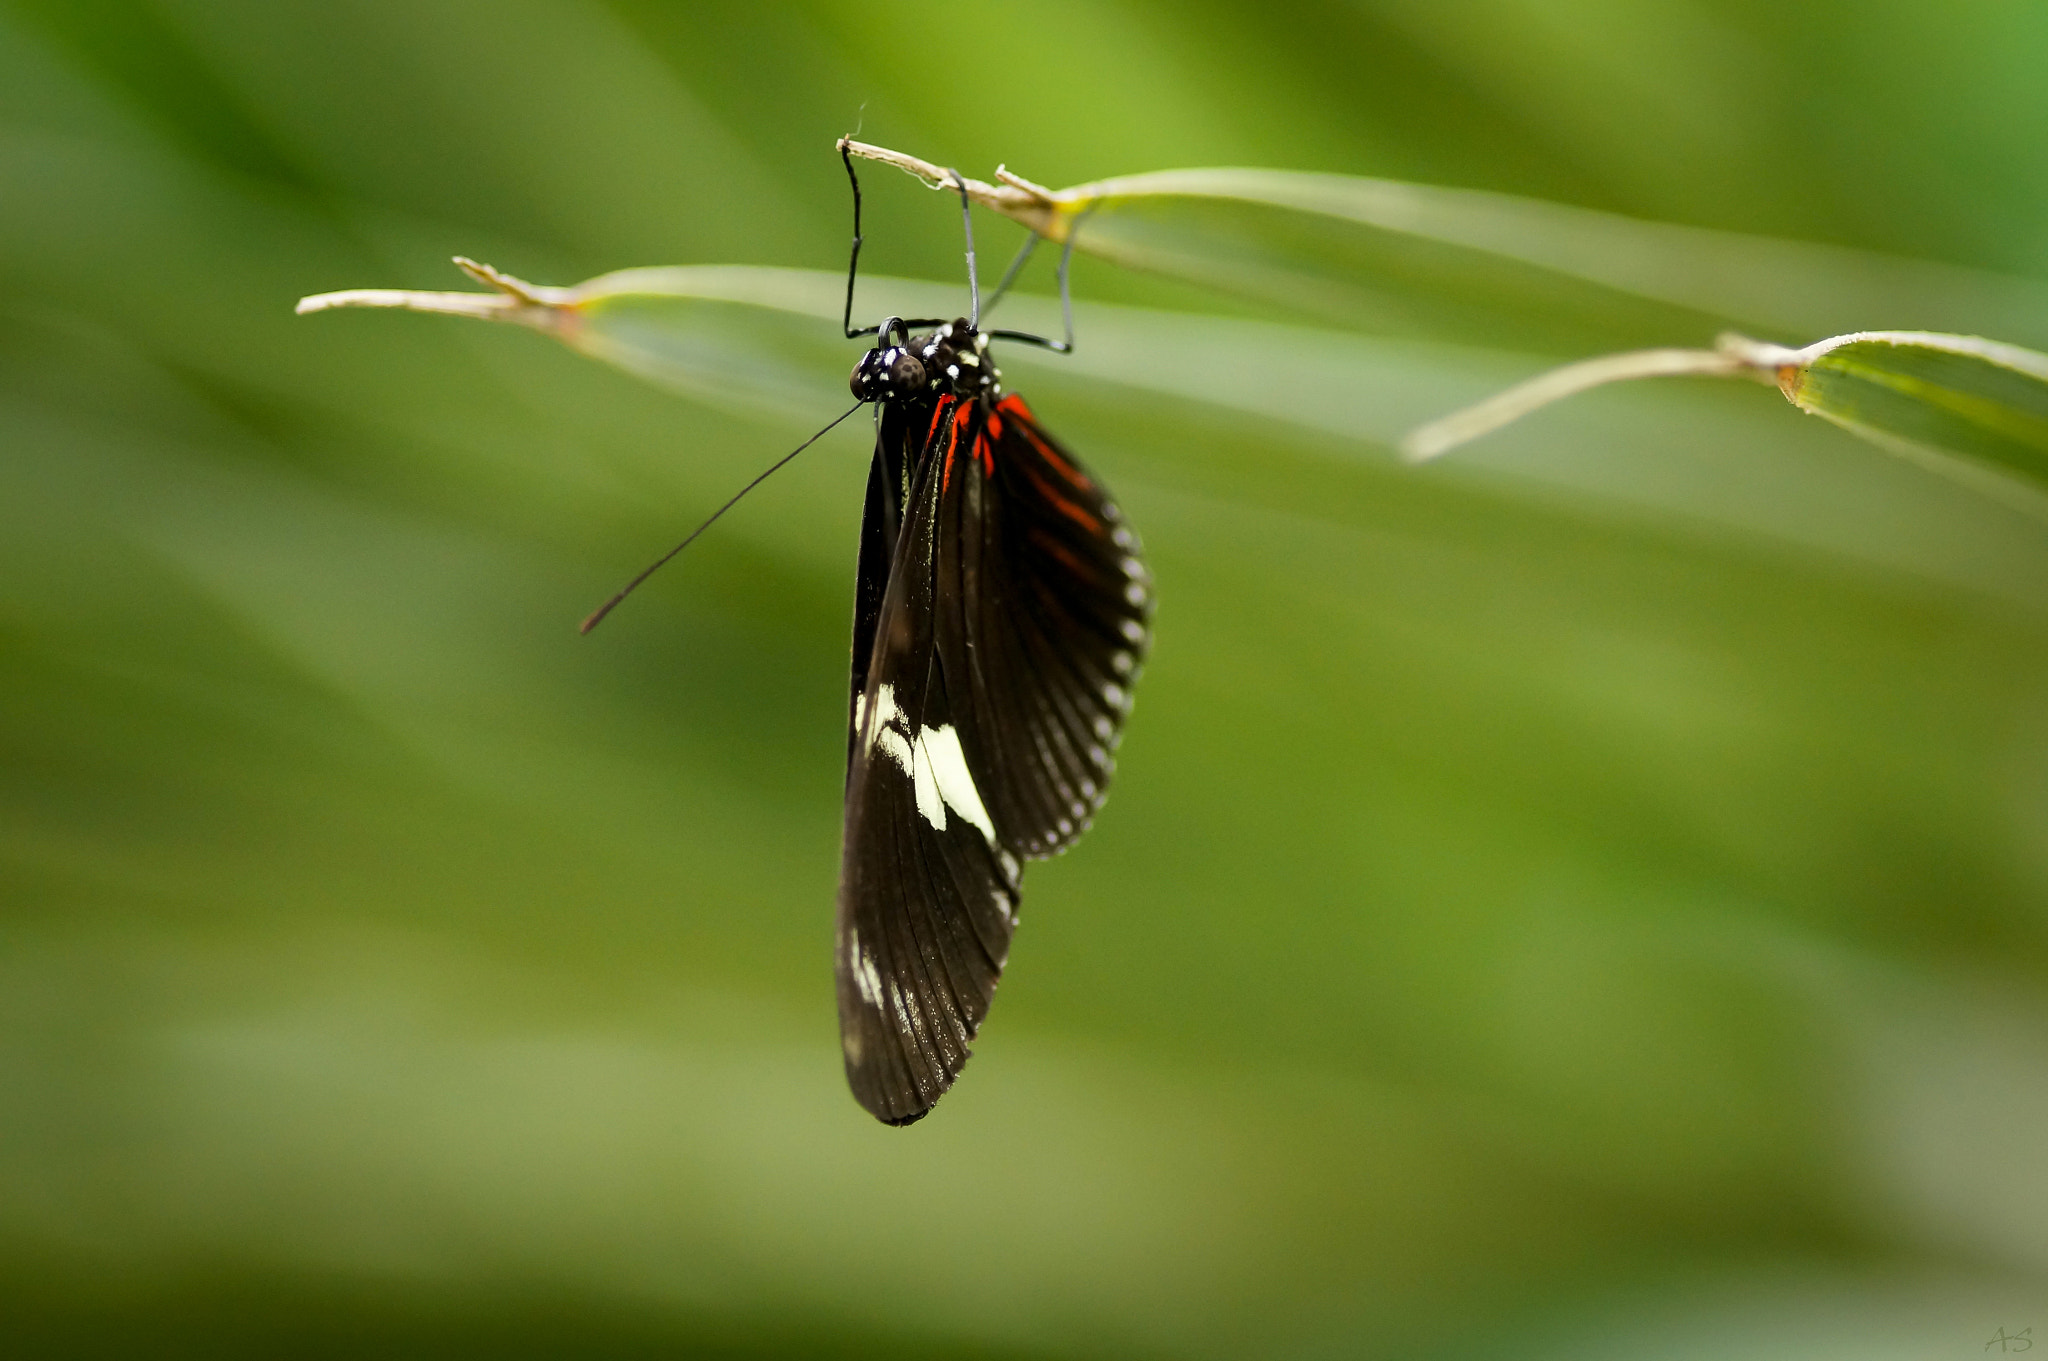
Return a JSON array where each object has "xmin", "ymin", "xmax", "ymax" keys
[
  {"xmin": 583, "ymin": 142, "xmax": 1152, "ymax": 1125},
  {"xmin": 831, "ymin": 145, "xmax": 1152, "ymax": 1123}
]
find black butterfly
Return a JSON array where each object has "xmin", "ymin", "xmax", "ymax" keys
[
  {"xmin": 831, "ymin": 145, "xmax": 1152, "ymax": 1123},
  {"xmin": 583, "ymin": 144, "xmax": 1152, "ymax": 1125}
]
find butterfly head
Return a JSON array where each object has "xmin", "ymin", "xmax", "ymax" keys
[{"xmin": 850, "ymin": 318, "xmax": 999, "ymax": 405}]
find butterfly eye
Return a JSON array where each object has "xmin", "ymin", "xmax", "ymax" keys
[
  {"xmin": 889, "ymin": 352, "xmax": 926, "ymax": 389},
  {"xmin": 849, "ymin": 348, "xmax": 927, "ymax": 401},
  {"xmin": 848, "ymin": 350, "xmax": 887, "ymax": 401}
]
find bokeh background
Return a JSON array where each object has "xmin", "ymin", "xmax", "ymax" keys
[{"xmin": 6, "ymin": 2, "xmax": 2048, "ymax": 1357}]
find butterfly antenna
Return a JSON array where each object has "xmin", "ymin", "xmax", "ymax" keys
[{"xmin": 580, "ymin": 401, "xmax": 864, "ymax": 635}]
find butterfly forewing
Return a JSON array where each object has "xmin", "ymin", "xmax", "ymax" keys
[
  {"xmin": 845, "ymin": 402, "xmax": 912, "ymax": 769},
  {"xmin": 835, "ymin": 391, "xmax": 1149, "ymax": 1123},
  {"xmin": 838, "ymin": 411, "xmax": 1021, "ymax": 1123}
]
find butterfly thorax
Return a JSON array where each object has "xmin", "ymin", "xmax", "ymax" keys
[{"xmin": 848, "ymin": 317, "xmax": 1001, "ymax": 407}]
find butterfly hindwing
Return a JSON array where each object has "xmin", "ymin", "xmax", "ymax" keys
[{"xmin": 933, "ymin": 394, "xmax": 1153, "ymax": 858}]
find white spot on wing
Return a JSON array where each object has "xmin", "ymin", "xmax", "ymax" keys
[
  {"xmin": 876, "ymin": 727, "xmax": 913, "ymax": 776},
  {"xmin": 862, "ymin": 682, "xmax": 997, "ymax": 845},
  {"xmin": 849, "ymin": 928, "xmax": 885, "ymax": 1008},
  {"xmin": 919, "ymin": 724, "xmax": 996, "ymax": 843},
  {"xmin": 865, "ymin": 683, "xmax": 905, "ymax": 757},
  {"xmin": 909, "ymin": 732, "xmax": 948, "ymax": 829}
]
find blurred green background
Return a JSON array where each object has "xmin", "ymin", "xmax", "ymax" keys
[{"xmin": 6, "ymin": 2, "xmax": 2048, "ymax": 1357}]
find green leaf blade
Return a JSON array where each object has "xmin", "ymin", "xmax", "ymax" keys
[
  {"xmin": 1052, "ymin": 166, "xmax": 2048, "ymax": 348},
  {"xmin": 1786, "ymin": 332, "xmax": 2048, "ymax": 487}
]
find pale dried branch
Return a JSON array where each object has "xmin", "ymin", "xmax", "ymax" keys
[
  {"xmin": 1402, "ymin": 334, "xmax": 1803, "ymax": 462},
  {"xmin": 838, "ymin": 138, "xmax": 1066, "ymax": 240},
  {"xmin": 295, "ymin": 257, "xmax": 578, "ymax": 336}
]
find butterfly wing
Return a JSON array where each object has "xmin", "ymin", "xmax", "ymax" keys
[
  {"xmin": 845, "ymin": 401, "xmax": 913, "ymax": 771},
  {"xmin": 932, "ymin": 394, "xmax": 1153, "ymax": 858},
  {"xmin": 838, "ymin": 397, "xmax": 1023, "ymax": 1124},
  {"xmin": 836, "ymin": 392, "xmax": 1151, "ymax": 1124}
]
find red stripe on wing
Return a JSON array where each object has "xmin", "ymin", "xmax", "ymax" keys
[
  {"xmin": 999, "ymin": 395, "xmax": 1093, "ymax": 490},
  {"xmin": 1018, "ymin": 461, "xmax": 1101, "ymax": 532}
]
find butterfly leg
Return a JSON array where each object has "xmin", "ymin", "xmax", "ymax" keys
[
  {"xmin": 986, "ymin": 204, "xmax": 1096, "ymax": 355},
  {"xmin": 984, "ymin": 233, "xmax": 1037, "ymax": 319},
  {"xmin": 1050, "ymin": 204, "xmax": 1092, "ymax": 353},
  {"xmin": 840, "ymin": 138, "xmax": 950, "ymax": 341},
  {"xmin": 839, "ymin": 138, "xmax": 878, "ymax": 340},
  {"xmin": 837, "ymin": 139, "xmax": 889, "ymax": 341},
  {"xmin": 945, "ymin": 168, "xmax": 981, "ymax": 329}
]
